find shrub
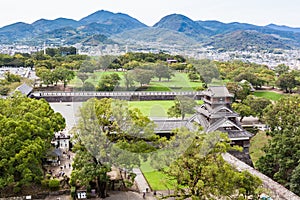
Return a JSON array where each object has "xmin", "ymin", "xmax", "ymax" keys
[
  {"xmin": 48, "ymin": 179, "xmax": 60, "ymax": 190},
  {"xmin": 71, "ymin": 186, "xmax": 76, "ymax": 199}
]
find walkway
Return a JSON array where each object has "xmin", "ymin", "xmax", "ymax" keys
[{"xmin": 133, "ymin": 168, "xmax": 156, "ymax": 200}]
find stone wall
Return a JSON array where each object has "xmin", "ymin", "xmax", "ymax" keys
[{"xmin": 222, "ymin": 153, "xmax": 300, "ymax": 200}]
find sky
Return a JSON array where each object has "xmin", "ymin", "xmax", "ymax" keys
[{"xmin": 1, "ymin": 0, "xmax": 300, "ymax": 28}]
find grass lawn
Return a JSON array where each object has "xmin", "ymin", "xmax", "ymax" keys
[
  {"xmin": 70, "ymin": 71, "xmax": 203, "ymax": 91},
  {"xmin": 253, "ymin": 91, "xmax": 283, "ymax": 101},
  {"xmin": 128, "ymin": 100, "xmax": 173, "ymax": 117},
  {"xmin": 140, "ymin": 159, "xmax": 176, "ymax": 191},
  {"xmin": 129, "ymin": 100, "xmax": 203, "ymax": 118},
  {"xmin": 249, "ymin": 131, "xmax": 271, "ymax": 166}
]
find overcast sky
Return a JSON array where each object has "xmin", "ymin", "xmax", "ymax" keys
[{"xmin": 1, "ymin": 0, "xmax": 300, "ymax": 28}]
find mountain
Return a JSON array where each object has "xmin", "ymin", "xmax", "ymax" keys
[
  {"xmin": 112, "ymin": 27, "xmax": 197, "ymax": 46},
  {"xmin": 266, "ymin": 23, "xmax": 300, "ymax": 33},
  {"xmin": 0, "ymin": 10, "xmax": 300, "ymax": 50},
  {"xmin": 32, "ymin": 18, "xmax": 80, "ymax": 33},
  {"xmin": 153, "ymin": 14, "xmax": 212, "ymax": 41},
  {"xmin": 205, "ymin": 30, "xmax": 293, "ymax": 51},
  {"xmin": 0, "ymin": 22, "xmax": 35, "ymax": 43},
  {"xmin": 0, "ymin": 10, "xmax": 147, "ymax": 44},
  {"xmin": 79, "ymin": 10, "xmax": 147, "ymax": 30}
]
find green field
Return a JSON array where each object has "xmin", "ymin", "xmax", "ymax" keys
[
  {"xmin": 253, "ymin": 91, "xmax": 283, "ymax": 101},
  {"xmin": 128, "ymin": 100, "xmax": 203, "ymax": 118},
  {"xmin": 128, "ymin": 100, "xmax": 173, "ymax": 117},
  {"xmin": 140, "ymin": 159, "xmax": 176, "ymax": 191},
  {"xmin": 71, "ymin": 71, "xmax": 203, "ymax": 91},
  {"xmin": 249, "ymin": 131, "xmax": 271, "ymax": 166}
]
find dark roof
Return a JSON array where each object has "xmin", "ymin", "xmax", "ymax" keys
[
  {"xmin": 154, "ymin": 119, "xmax": 188, "ymax": 132},
  {"xmin": 47, "ymin": 148, "xmax": 62, "ymax": 157},
  {"xmin": 202, "ymin": 86, "xmax": 233, "ymax": 97},
  {"xmin": 15, "ymin": 83, "xmax": 33, "ymax": 96}
]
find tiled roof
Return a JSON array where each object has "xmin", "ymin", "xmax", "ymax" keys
[
  {"xmin": 202, "ymin": 86, "xmax": 234, "ymax": 97},
  {"xmin": 15, "ymin": 83, "xmax": 33, "ymax": 96},
  {"xmin": 154, "ymin": 119, "xmax": 188, "ymax": 132}
]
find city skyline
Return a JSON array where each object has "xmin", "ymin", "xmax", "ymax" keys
[{"xmin": 1, "ymin": 0, "xmax": 300, "ymax": 28}]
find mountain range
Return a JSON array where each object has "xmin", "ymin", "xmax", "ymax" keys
[{"xmin": 1, "ymin": 10, "xmax": 300, "ymax": 51}]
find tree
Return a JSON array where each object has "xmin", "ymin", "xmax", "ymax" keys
[
  {"xmin": 263, "ymin": 95, "xmax": 300, "ymax": 133},
  {"xmin": 0, "ymin": 93, "xmax": 65, "ymax": 192},
  {"xmin": 244, "ymin": 95, "xmax": 271, "ymax": 120},
  {"xmin": 36, "ymin": 67, "xmax": 54, "ymax": 87},
  {"xmin": 274, "ymin": 64, "xmax": 289, "ymax": 76},
  {"xmin": 70, "ymin": 98, "xmax": 159, "ymax": 197},
  {"xmin": 164, "ymin": 130, "xmax": 262, "ymax": 199},
  {"xmin": 123, "ymin": 71, "xmax": 135, "ymax": 91},
  {"xmin": 4, "ymin": 72, "xmax": 21, "ymax": 83},
  {"xmin": 97, "ymin": 73, "xmax": 121, "ymax": 91},
  {"xmin": 232, "ymin": 102, "xmax": 253, "ymax": 122},
  {"xmin": 167, "ymin": 96, "xmax": 197, "ymax": 119},
  {"xmin": 82, "ymin": 82, "xmax": 95, "ymax": 91},
  {"xmin": 154, "ymin": 64, "xmax": 174, "ymax": 81},
  {"xmin": 132, "ymin": 68, "xmax": 154, "ymax": 87},
  {"xmin": 226, "ymin": 82, "xmax": 251, "ymax": 101},
  {"xmin": 190, "ymin": 59, "xmax": 220, "ymax": 84},
  {"xmin": 257, "ymin": 95, "xmax": 300, "ymax": 195},
  {"xmin": 188, "ymin": 72, "xmax": 200, "ymax": 82},
  {"xmin": 77, "ymin": 73, "xmax": 89, "ymax": 83},
  {"xmin": 276, "ymin": 72, "xmax": 298, "ymax": 93},
  {"xmin": 52, "ymin": 66, "xmax": 75, "ymax": 88},
  {"xmin": 234, "ymin": 72, "xmax": 262, "ymax": 89}
]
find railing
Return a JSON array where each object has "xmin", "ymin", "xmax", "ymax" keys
[{"xmin": 33, "ymin": 91, "xmax": 203, "ymax": 97}]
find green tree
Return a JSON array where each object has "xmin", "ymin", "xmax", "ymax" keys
[
  {"xmin": 226, "ymin": 82, "xmax": 251, "ymax": 101},
  {"xmin": 36, "ymin": 67, "xmax": 54, "ymax": 87},
  {"xmin": 274, "ymin": 64, "xmax": 289, "ymax": 76},
  {"xmin": 232, "ymin": 102, "xmax": 253, "ymax": 122},
  {"xmin": 164, "ymin": 130, "xmax": 262, "ymax": 199},
  {"xmin": 190, "ymin": 59, "xmax": 220, "ymax": 84},
  {"xmin": 124, "ymin": 71, "xmax": 135, "ymax": 91},
  {"xmin": 257, "ymin": 95, "xmax": 300, "ymax": 195},
  {"xmin": 77, "ymin": 73, "xmax": 89, "ymax": 83},
  {"xmin": 52, "ymin": 66, "xmax": 75, "ymax": 88},
  {"xmin": 70, "ymin": 98, "xmax": 159, "ymax": 197},
  {"xmin": 276, "ymin": 72, "xmax": 298, "ymax": 93},
  {"xmin": 244, "ymin": 95, "xmax": 271, "ymax": 120},
  {"xmin": 97, "ymin": 73, "xmax": 121, "ymax": 91},
  {"xmin": 4, "ymin": 72, "xmax": 21, "ymax": 83},
  {"xmin": 0, "ymin": 93, "xmax": 65, "ymax": 192},
  {"xmin": 82, "ymin": 82, "xmax": 95, "ymax": 91},
  {"xmin": 154, "ymin": 63, "xmax": 174, "ymax": 81},
  {"xmin": 188, "ymin": 72, "xmax": 200, "ymax": 82},
  {"xmin": 132, "ymin": 68, "xmax": 154, "ymax": 87},
  {"xmin": 167, "ymin": 96, "xmax": 197, "ymax": 119}
]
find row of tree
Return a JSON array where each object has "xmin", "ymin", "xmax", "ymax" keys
[{"xmin": 36, "ymin": 66, "xmax": 75, "ymax": 88}]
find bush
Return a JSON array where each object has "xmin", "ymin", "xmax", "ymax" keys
[
  {"xmin": 0, "ymin": 86, "xmax": 10, "ymax": 95},
  {"xmin": 71, "ymin": 186, "xmax": 76, "ymax": 199},
  {"xmin": 82, "ymin": 82, "xmax": 95, "ymax": 91},
  {"xmin": 41, "ymin": 179, "xmax": 50, "ymax": 189},
  {"xmin": 48, "ymin": 179, "xmax": 60, "ymax": 190}
]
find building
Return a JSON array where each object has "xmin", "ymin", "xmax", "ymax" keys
[
  {"xmin": 15, "ymin": 83, "xmax": 33, "ymax": 97},
  {"xmin": 153, "ymin": 86, "xmax": 253, "ymax": 165}
]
